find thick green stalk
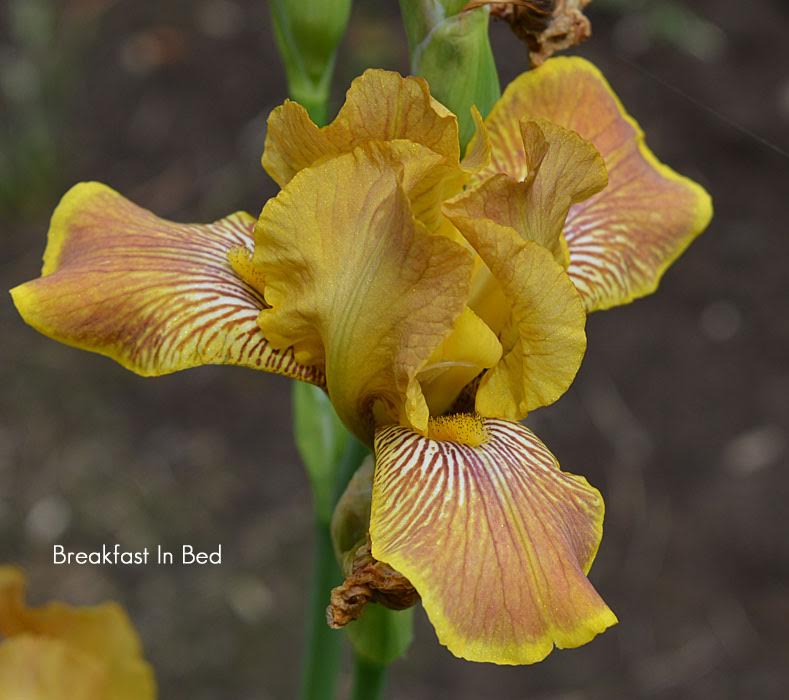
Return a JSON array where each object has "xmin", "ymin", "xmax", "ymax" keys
[
  {"xmin": 350, "ymin": 656, "xmax": 387, "ymax": 700},
  {"xmin": 297, "ymin": 407, "xmax": 369, "ymax": 700},
  {"xmin": 294, "ymin": 382, "xmax": 369, "ymax": 697},
  {"xmin": 301, "ymin": 520, "xmax": 344, "ymax": 700}
]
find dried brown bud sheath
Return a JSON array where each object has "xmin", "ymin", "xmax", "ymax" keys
[
  {"xmin": 463, "ymin": 0, "xmax": 592, "ymax": 65},
  {"xmin": 327, "ymin": 537, "xmax": 420, "ymax": 628}
]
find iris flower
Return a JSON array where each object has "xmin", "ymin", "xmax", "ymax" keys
[
  {"xmin": 0, "ymin": 566, "xmax": 155, "ymax": 699},
  {"xmin": 11, "ymin": 57, "xmax": 710, "ymax": 665}
]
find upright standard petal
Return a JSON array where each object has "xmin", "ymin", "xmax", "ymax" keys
[
  {"xmin": 0, "ymin": 566, "xmax": 155, "ymax": 700},
  {"xmin": 256, "ymin": 147, "xmax": 474, "ymax": 441},
  {"xmin": 484, "ymin": 56, "xmax": 712, "ymax": 311},
  {"xmin": 370, "ymin": 417, "xmax": 617, "ymax": 665},
  {"xmin": 263, "ymin": 69, "xmax": 460, "ymax": 187},
  {"xmin": 10, "ymin": 182, "xmax": 322, "ymax": 383},
  {"xmin": 449, "ymin": 119, "xmax": 607, "ymax": 267},
  {"xmin": 446, "ymin": 215, "xmax": 586, "ymax": 420}
]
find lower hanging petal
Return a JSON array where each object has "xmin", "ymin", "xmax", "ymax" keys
[
  {"xmin": 370, "ymin": 417, "xmax": 617, "ymax": 665},
  {"xmin": 10, "ymin": 182, "xmax": 321, "ymax": 383}
]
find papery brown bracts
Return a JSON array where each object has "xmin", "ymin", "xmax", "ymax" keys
[
  {"xmin": 327, "ymin": 461, "xmax": 419, "ymax": 628},
  {"xmin": 463, "ymin": 1, "xmax": 592, "ymax": 65},
  {"xmin": 327, "ymin": 536, "xmax": 420, "ymax": 628}
]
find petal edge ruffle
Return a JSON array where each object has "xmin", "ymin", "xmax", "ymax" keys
[
  {"xmin": 484, "ymin": 56, "xmax": 712, "ymax": 311},
  {"xmin": 263, "ymin": 69, "xmax": 460, "ymax": 187},
  {"xmin": 370, "ymin": 418, "xmax": 617, "ymax": 665}
]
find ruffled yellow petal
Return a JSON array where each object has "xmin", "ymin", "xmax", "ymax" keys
[
  {"xmin": 263, "ymin": 69, "xmax": 460, "ymax": 187},
  {"xmin": 449, "ymin": 119, "xmax": 607, "ymax": 268},
  {"xmin": 372, "ymin": 141, "xmax": 466, "ymax": 235},
  {"xmin": 370, "ymin": 417, "xmax": 617, "ymax": 665},
  {"xmin": 255, "ymin": 146, "xmax": 474, "ymax": 442},
  {"xmin": 0, "ymin": 636, "xmax": 106, "ymax": 700},
  {"xmin": 418, "ymin": 307, "xmax": 502, "ymax": 416},
  {"xmin": 10, "ymin": 182, "xmax": 322, "ymax": 383},
  {"xmin": 0, "ymin": 566, "xmax": 155, "ymax": 700},
  {"xmin": 446, "ymin": 215, "xmax": 586, "ymax": 420},
  {"xmin": 485, "ymin": 56, "xmax": 713, "ymax": 311}
]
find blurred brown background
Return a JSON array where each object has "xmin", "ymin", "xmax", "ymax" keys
[{"xmin": 1, "ymin": 1, "xmax": 788, "ymax": 698}]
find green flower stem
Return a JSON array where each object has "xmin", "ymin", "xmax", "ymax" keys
[
  {"xmin": 296, "ymin": 387, "xmax": 370, "ymax": 700},
  {"xmin": 350, "ymin": 656, "xmax": 388, "ymax": 700},
  {"xmin": 295, "ymin": 383, "xmax": 370, "ymax": 700},
  {"xmin": 301, "ymin": 518, "xmax": 344, "ymax": 700}
]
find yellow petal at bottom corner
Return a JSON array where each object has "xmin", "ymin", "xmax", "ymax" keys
[
  {"xmin": 0, "ymin": 566, "xmax": 156, "ymax": 700},
  {"xmin": 0, "ymin": 635, "xmax": 107, "ymax": 700},
  {"xmin": 370, "ymin": 418, "xmax": 617, "ymax": 665}
]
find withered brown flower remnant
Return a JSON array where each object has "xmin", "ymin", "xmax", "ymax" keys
[
  {"xmin": 327, "ymin": 462, "xmax": 419, "ymax": 627},
  {"xmin": 327, "ymin": 537, "xmax": 420, "ymax": 628},
  {"xmin": 464, "ymin": 0, "xmax": 592, "ymax": 65}
]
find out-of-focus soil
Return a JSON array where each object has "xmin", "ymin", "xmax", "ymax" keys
[{"xmin": 1, "ymin": 1, "xmax": 788, "ymax": 698}]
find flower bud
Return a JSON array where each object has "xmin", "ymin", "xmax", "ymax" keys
[
  {"xmin": 270, "ymin": 0, "xmax": 352, "ymax": 123},
  {"xmin": 399, "ymin": 0, "xmax": 500, "ymax": 148},
  {"xmin": 330, "ymin": 456, "xmax": 375, "ymax": 574},
  {"xmin": 328, "ymin": 458, "xmax": 419, "ymax": 629}
]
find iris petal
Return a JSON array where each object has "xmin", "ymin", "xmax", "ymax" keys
[
  {"xmin": 460, "ymin": 106, "xmax": 492, "ymax": 174},
  {"xmin": 0, "ymin": 566, "xmax": 155, "ymax": 700},
  {"xmin": 256, "ymin": 146, "xmax": 474, "ymax": 441},
  {"xmin": 484, "ymin": 56, "xmax": 712, "ymax": 311},
  {"xmin": 370, "ymin": 418, "xmax": 617, "ymax": 665},
  {"xmin": 448, "ymin": 118, "xmax": 607, "ymax": 268},
  {"xmin": 10, "ymin": 182, "xmax": 321, "ymax": 383},
  {"xmin": 0, "ymin": 636, "xmax": 106, "ymax": 699},
  {"xmin": 263, "ymin": 69, "xmax": 460, "ymax": 187},
  {"xmin": 445, "ymin": 215, "xmax": 586, "ymax": 420},
  {"xmin": 418, "ymin": 307, "xmax": 502, "ymax": 416}
]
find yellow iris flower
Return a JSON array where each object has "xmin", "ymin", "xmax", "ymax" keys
[
  {"xmin": 11, "ymin": 58, "xmax": 711, "ymax": 665},
  {"xmin": 0, "ymin": 566, "xmax": 156, "ymax": 699}
]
